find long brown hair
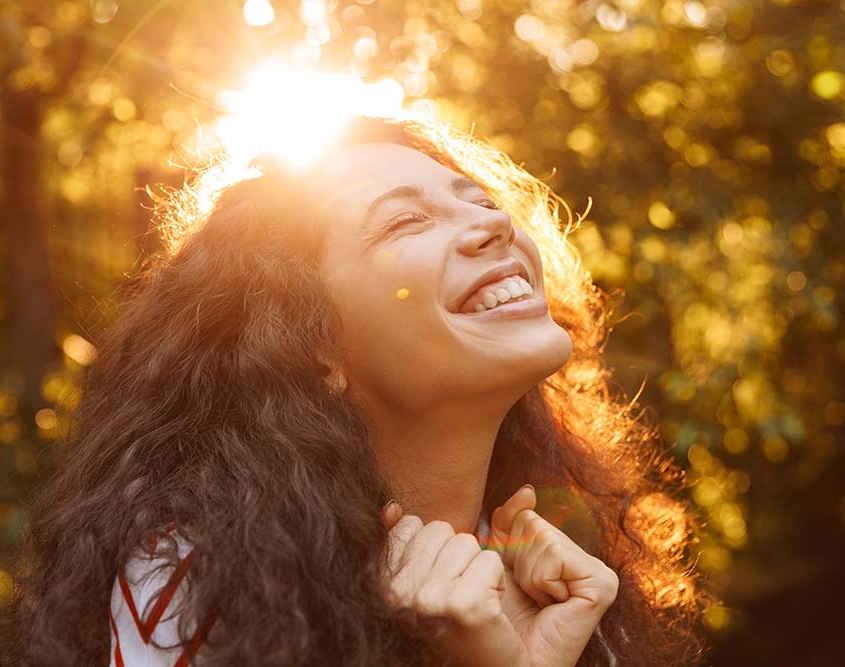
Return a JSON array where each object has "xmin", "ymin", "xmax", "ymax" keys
[{"xmin": 2, "ymin": 117, "xmax": 706, "ymax": 666}]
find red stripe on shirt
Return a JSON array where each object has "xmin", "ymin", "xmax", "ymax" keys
[
  {"xmin": 108, "ymin": 608, "xmax": 125, "ymax": 667},
  {"xmin": 173, "ymin": 607, "xmax": 218, "ymax": 667},
  {"xmin": 118, "ymin": 549, "xmax": 195, "ymax": 643}
]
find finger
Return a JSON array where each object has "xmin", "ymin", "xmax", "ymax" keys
[
  {"xmin": 390, "ymin": 520, "xmax": 456, "ymax": 597},
  {"xmin": 508, "ymin": 511, "xmax": 558, "ymax": 607},
  {"xmin": 381, "ymin": 500, "xmax": 403, "ymax": 531},
  {"xmin": 528, "ymin": 541, "xmax": 571, "ymax": 605},
  {"xmin": 386, "ymin": 514, "xmax": 423, "ymax": 574},
  {"xmin": 495, "ymin": 504, "xmax": 541, "ymax": 569},
  {"xmin": 413, "ymin": 533, "xmax": 485, "ymax": 616},
  {"xmin": 489, "ymin": 485, "xmax": 536, "ymax": 557},
  {"xmin": 461, "ymin": 549, "xmax": 506, "ymax": 599},
  {"xmin": 445, "ymin": 550, "xmax": 507, "ymax": 626},
  {"xmin": 429, "ymin": 532, "xmax": 482, "ymax": 582}
]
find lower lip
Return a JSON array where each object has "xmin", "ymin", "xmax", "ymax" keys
[{"xmin": 454, "ymin": 296, "xmax": 549, "ymax": 321}]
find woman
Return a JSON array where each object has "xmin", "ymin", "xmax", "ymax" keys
[{"xmin": 2, "ymin": 117, "xmax": 706, "ymax": 666}]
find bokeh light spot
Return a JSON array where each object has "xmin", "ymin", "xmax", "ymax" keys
[
  {"xmin": 90, "ymin": 0, "xmax": 118, "ymax": 24},
  {"xmin": 766, "ymin": 49, "xmax": 795, "ymax": 77},
  {"xmin": 596, "ymin": 4, "xmax": 627, "ymax": 32},
  {"xmin": 62, "ymin": 334, "xmax": 97, "ymax": 366},
  {"xmin": 762, "ymin": 436, "xmax": 789, "ymax": 463},
  {"xmin": 28, "ymin": 26, "xmax": 52, "ymax": 49},
  {"xmin": 243, "ymin": 0, "xmax": 274, "ymax": 26},
  {"xmin": 824, "ymin": 401, "xmax": 845, "ymax": 426},
  {"xmin": 648, "ymin": 202, "xmax": 676, "ymax": 229},
  {"xmin": 566, "ymin": 126, "xmax": 597, "ymax": 155},
  {"xmin": 395, "ymin": 288, "xmax": 410, "ymax": 300},
  {"xmin": 571, "ymin": 39, "xmax": 599, "ymax": 65},
  {"xmin": 787, "ymin": 271, "xmax": 807, "ymax": 291},
  {"xmin": 0, "ymin": 569, "xmax": 14, "ymax": 606},
  {"xmin": 723, "ymin": 428, "xmax": 749, "ymax": 455},
  {"xmin": 514, "ymin": 14, "xmax": 545, "ymax": 42},
  {"xmin": 34, "ymin": 408, "xmax": 57, "ymax": 431},
  {"xmin": 111, "ymin": 97, "xmax": 136, "ymax": 122},
  {"xmin": 810, "ymin": 71, "xmax": 843, "ymax": 99}
]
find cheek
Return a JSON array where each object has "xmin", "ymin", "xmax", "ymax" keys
[
  {"xmin": 326, "ymin": 250, "xmax": 439, "ymax": 358},
  {"xmin": 514, "ymin": 229, "xmax": 547, "ymax": 288},
  {"xmin": 330, "ymin": 248, "xmax": 428, "ymax": 313}
]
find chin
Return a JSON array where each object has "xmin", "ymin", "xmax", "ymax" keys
[
  {"xmin": 497, "ymin": 324, "xmax": 572, "ymax": 396},
  {"xmin": 531, "ymin": 325, "xmax": 573, "ymax": 379}
]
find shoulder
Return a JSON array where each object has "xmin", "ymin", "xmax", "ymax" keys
[{"xmin": 109, "ymin": 532, "xmax": 215, "ymax": 667}]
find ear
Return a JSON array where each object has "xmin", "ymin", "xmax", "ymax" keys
[
  {"xmin": 325, "ymin": 367, "xmax": 348, "ymax": 395},
  {"xmin": 315, "ymin": 354, "xmax": 348, "ymax": 396}
]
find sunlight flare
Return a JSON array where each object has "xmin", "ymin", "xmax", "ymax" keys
[{"xmin": 214, "ymin": 61, "xmax": 405, "ymax": 168}]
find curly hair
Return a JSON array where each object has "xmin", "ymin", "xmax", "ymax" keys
[{"xmin": 1, "ymin": 117, "xmax": 707, "ymax": 666}]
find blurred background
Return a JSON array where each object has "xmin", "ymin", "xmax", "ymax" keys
[{"xmin": 0, "ymin": 1, "xmax": 843, "ymax": 664}]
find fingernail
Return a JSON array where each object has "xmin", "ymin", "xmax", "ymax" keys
[{"xmin": 520, "ymin": 484, "xmax": 535, "ymax": 493}]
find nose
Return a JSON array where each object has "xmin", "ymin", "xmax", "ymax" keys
[{"xmin": 457, "ymin": 207, "xmax": 515, "ymax": 256}]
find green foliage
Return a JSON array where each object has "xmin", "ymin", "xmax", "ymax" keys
[{"xmin": 1, "ymin": 1, "xmax": 843, "ymax": 663}]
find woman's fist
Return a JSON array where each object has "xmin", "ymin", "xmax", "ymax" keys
[
  {"xmin": 381, "ymin": 502, "xmax": 528, "ymax": 667},
  {"xmin": 488, "ymin": 486, "xmax": 619, "ymax": 667}
]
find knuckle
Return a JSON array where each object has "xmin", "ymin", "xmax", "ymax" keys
[
  {"xmin": 450, "ymin": 532, "xmax": 481, "ymax": 552},
  {"xmin": 406, "ymin": 515, "xmax": 424, "ymax": 530},
  {"xmin": 602, "ymin": 566, "xmax": 620, "ymax": 592},
  {"xmin": 477, "ymin": 548, "xmax": 504, "ymax": 571},
  {"xmin": 525, "ymin": 514, "xmax": 550, "ymax": 537},
  {"xmin": 394, "ymin": 515, "xmax": 424, "ymax": 538},
  {"xmin": 595, "ymin": 566, "xmax": 620, "ymax": 605},
  {"xmin": 426, "ymin": 520, "xmax": 456, "ymax": 537},
  {"xmin": 413, "ymin": 585, "xmax": 444, "ymax": 616},
  {"xmin": 387, "ymin": 578, "xmax": 414, "ymax": 608},
  {"xmin": 445, "ymin": 589, "xmax": 498, "ymax": 626}
]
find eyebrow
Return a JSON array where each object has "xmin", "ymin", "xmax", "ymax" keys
[{"xmin": 363, "ymin": 177, "xmax": 487, "ymax": 223}]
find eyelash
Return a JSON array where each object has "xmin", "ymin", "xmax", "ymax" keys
[
  {"xmin": 384, "ymin": 212, "xmax": 430, "ymax": 233},
  {"xmin": 385, "ymin": 199, "xmax": 499, "ymax": 233}
]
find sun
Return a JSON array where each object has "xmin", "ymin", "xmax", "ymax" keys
[{"xmin": 213, "ymin": 60, "xmax": 406, "ymax": 168}]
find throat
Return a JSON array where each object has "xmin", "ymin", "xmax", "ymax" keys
[{"xmin": 371, "ymin": 411, "xmax": 503, "ymax": 534}]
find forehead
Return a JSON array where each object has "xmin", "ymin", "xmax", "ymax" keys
[{"xmin": 314, "ymin": 143, "xmax": 461, "ymax": 209}]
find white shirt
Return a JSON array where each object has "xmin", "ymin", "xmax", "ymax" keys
[{"xmin": 108, "ymin": 535, "xmax": 209, "ymax": 667}]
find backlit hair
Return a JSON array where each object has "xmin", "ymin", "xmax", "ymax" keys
[{"xmin": 1, "ymin": 117, "xmax": 706, "ymax": 666}]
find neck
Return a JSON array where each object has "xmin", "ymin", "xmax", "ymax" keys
[{"xmin": 367, "ymin": 398, "xmax": 510, "ymax": 534}]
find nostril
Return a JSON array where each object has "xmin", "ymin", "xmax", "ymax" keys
[{"xmin": 478, "ymin": 234, "xmax": 503, "ymax": 251}]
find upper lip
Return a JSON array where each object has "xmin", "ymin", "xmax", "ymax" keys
[{"xmin": 448, "ymin": 260, "xmax": 532, "ymax": 313}]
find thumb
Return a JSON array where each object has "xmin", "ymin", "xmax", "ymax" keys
[{"xmin": 489, "ymin": 484, "xmax": 536, "ymax": 560}]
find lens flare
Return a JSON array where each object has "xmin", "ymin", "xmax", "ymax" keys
[{"xmin": 214, "ymin": 60, "xmax": 405, "ymax": 168}]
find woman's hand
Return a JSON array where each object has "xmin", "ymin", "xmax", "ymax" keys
[
  {"xmin": 488, "ymin": 486, "xmax": 619, "ymax": 667},
  {"xmin": 381, "ymin": 502, "xmax": 529, "ymax": 667}
]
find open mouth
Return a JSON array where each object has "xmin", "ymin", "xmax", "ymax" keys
[{"xmin": 456, "ymin": 274, "xmax": 534, "ymax": 314}]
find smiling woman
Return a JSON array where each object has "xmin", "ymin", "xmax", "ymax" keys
[{"xmin": 1, "ymin": 117, "xmax": 707, "ymax": 667}]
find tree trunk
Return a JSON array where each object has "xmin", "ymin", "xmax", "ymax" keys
[{"xmin": 0, "ymin": 85, "xmax": 56, "ymax": 415}]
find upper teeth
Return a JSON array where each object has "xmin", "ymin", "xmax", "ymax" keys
[{"xmin": 472, "ymin": 276, "xmax": 533, "ymax": 312}]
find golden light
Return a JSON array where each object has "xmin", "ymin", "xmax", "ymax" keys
[
  {"xmin": 62, "ymin": 333, "xmax": 97, "ymax": 366},
  {"xmin": 214, "ymin": 60, "xmax": 405, "ymax": 168},
  {"xmin": 243, "ymin": 0, "xmax": 275, "ymax": 27},
  {"xmin": 35, "ymin": 408, "xmax": 58, "ymax": 431}
]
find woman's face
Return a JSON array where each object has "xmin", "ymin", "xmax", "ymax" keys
[{"xmin": 313, "ymin": 143, "xmax": 572, "ymax": 415}]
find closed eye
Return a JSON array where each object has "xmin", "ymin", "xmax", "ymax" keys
[
  {"xmin": 384, "ymin": 211, "xmax": 431, "ymax": 234},
  {"xmin": 475, "ymin": 197, "xmax": 499, "ymax": 210}
]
